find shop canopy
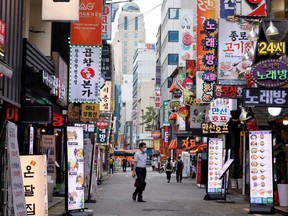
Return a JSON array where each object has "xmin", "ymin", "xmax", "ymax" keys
[{"xmin": 168, "ymin": 139, "xmax": 177, "ymax": 149}]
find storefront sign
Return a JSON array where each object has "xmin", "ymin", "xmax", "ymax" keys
[
  {"xmin": 249, "ymin": 130, "xmax": 273, "ymax": 206},
  {"xmin": 96, "ymin": 128, "xmax": 108, "ymax": 144},
  {"xmin": 101, "ymin": 43, "xmax": 111, "ymax": 80},
  {"xmin": 6, "ymin": 104, "xmax": 19, "ymax": 122},
  {"xmin": 151, "ymin": 131, "xmax": 161, "ymax": 139},
  {"xmin": 258, "ymin": 42, "xmax": 286, "ymax": 56},
  {"xmin": 155, "ymin": 86, "xmax": 161, "ymax": 108},
  {"xmin": 202, "ymin": 122, "xmax": 229, "ymax": 134},
  {"xmin": 20, "ymin": 155, "xmax": 48, "ymax": 216},
  {"xmin": 42, "ymin": 135, "xmax": 56, "ymax": 176},
  {"xmin": 220, "ymin": 0, "xmax": 235, "ymax": 18},
  {"xmin": 209, "ymin": 104, "xmax": 230, "ymax": 126},
  {"xmin": 164, "ymin": 126, "xmax": 169, "ymax": 148},
  {"xmin": 153, "ymin": 139, "xmax": 160, "ymax": 151},
  {"xmin": 214, "ymin": 84, "xmax": 244, "ymax": 98},
  {"xmin": 162, "ymin": 101, "xmax": 170, "ymax": 126},
  {"xmin": 100, "ymin": 81, "xmax": 112, "ymax": 112},
  {"xmin": 235, "ymin": 0, "xmax": 266, "ymax": 17},
  {"xmin": 69, "ymin": 46, "xmax": 101, "ymax": 103},
  {"xmin": 250, "ymin": 59, "xmax": 288, "ymax": 87},
  {"xmin": 74, "ymin": 123, "xmax": 96, "ymax": 133},
  {"xmin": 53, "ymin": 113, "xmax": 65, "ymax": 127},
  {"xmin": 102, "ymin": 4, "xmax": 112, "ymax": 40},
  {"xmin": 70, "ymin": 0, "xmax": 103, "ymax": 46},
  {"xmin": 218, "ymin": 18, "xmax": 256, "ymax": 80},
  {"xmin": 66, "ymin": 126, "xmax": 85, "ymax": 210},
  {"xmin": 7, "ymin": 122, "xmax": 27, "ymax": 216},
  {"xmin": 243, "ymin": 88, "xmax": 288, "ymax": 107},
  {"xmin": 196, "ymin": 71, "xmax": 214, "ymax": 103},
  {"xmin": 81, "ymin": 103, "xmax": 99, "ymax": 122},
  {"xmin": 190, "ymin": 106, "xmax": 206, "ymax": 129},
  {"xmin": 0, "ymin": 19, "xmax": 6, "ymax": 55},
  {"xmin": 207, "ymin": 138, "xmax": 223, "ymax": 194}
]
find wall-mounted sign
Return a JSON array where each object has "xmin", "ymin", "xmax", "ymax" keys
[
  {"xmin": 0, "ymin": 19, "xmax": 6, "ymax": 55},
  {"xmin": 214, "ymin": 84, "xmax": 244, "ymax": 98},
  {"xmin": 20, "ymin": 155, "xmax": 48, "ymax": 216},
  {"xmin": 73, "ymin": 123, "xmax": 96, "ymax": 133},
  {"xmin": 202, "ymin": 122, "xmax": 229, "ymax": 134},
  {"xmin": 258, "ymin": 42, "xmax": 286, "ymax": 56},
  {"xmin": 190, "ymin": 105, "xmax": 206, "ymax": 129},
  {"xmin": 81, "ymin": 103, "xmax": 99, "ymax": 122},
  {"xmin": 235, "ymin": 0, "xmax": 266, "ymax": 17},
  {"xmin": 169, "ymin": 99, "xmax": 181, "ymax": 113},
  {"xmin": 250, "ymin": 59, "xmax": 288, "ymax": 87},
  {"xmin": 100, "ymin": 81, "xmax": 112, "ymax": 111},
  {"xmin": 243, "ymin": 88, "xmax": 288, "ymax": 107},
  {"xmin": 102, "ymin": 4, "xmax": 112, "ymax": 40},
  {"xmin": 162, "ymin": 101, "xmax": 170, "ymax": 126},
  {"xmin": 196, "ymin": 71, "xmax": 214, "ymax": 103},
  {"xmin": 209, "ymin": 104, "xmax": 230, "ymax": 126},
  {"xmin": 101, "ymin": 43, "xmax": 111, "ymax": 80}
]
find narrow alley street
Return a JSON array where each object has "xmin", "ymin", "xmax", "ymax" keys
[{"xmin": 83, "ymin": 167, "xmax": 281, "ymax": 216}]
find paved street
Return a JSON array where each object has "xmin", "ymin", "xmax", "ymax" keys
[{"xmin": 83, "ymin": 167, "xmax": 281, "ymax": 216}]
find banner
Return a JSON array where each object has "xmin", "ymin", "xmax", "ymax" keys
[
  {"xmin": 69, "ymin": 46, "xmax": 101, "ymax": 103},
  {"xmin": 42, "ymin": 135, "xmax": 56, "ymax": 176},
  {"xmin": 66, "ymin": 126, "xmax": 85, "ymax": 210},
  {"xmin": 20, "ymin": 155, "xmax": 48, "ymax": 216}
]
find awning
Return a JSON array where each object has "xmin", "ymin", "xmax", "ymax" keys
[
  {"xmin": 0, "ymin": 61, "xmax": 13, "ymax": 78},
  {"xmin": 196, "ymin": 144, "xmax": 207, "ymax": 152},
  {"xmin": 169, "ymin": 82, "xmax": 177, "ymax": 92},
  {"xmin": 168, "ymin": 139, "xmax": 177, "ymax": 149}
]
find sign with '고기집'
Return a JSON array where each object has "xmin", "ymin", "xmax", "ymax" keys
[{"xmin": 69, "ymin": 46, "xmax": 101, "ymax": 103}]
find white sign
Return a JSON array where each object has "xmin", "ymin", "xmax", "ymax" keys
[
  {"xmin": 67, "ymin": 126, "xmax": 85, "ymax": 210},
  {"xmin": 249, "ymin": 130, "xmax": 273, "ymax": 205},
  {"xmin": 42, "ymin": 0, "xmax": 79, "ymax": 21},
  {"xmin": 42, "ymin": 135, "xmax": 56, "ymax": 176},
  {"xmin": 102, "ymin": 4, "xmax": 112, "ymax": 40},
  {"xmin": 100, "ymin": 81, "xmax": 112, "ymax": 112},
  {"xmin": 29, "ymin": 126, "xmax": 34, "ymax": 155},
  {"xmin": 69, "ymin": 46, "xmax": 101, "ymax": 103},
  {"xmin": 20, "ymin": 155, "xmax": 48, "ymax": 216},
  {"xmin": 190, "ymin": 105, "xmax": 206, "ymax": 129},
  {"xmin": 7, "ymin": 121, "xmax": 27, "ymax": 216},
  {"xmin": 209, "ymin": 104, "xmax": 231, "ymax": 126},
  {"xmin": 207, "ymin": 138, "xmax": 223, "ymax": 194}
]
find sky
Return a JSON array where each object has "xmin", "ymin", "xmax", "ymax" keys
[{"xmin": 111, "ymin": 0, "xmax": 162, "ymax": 43}]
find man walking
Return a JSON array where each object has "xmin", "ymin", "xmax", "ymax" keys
[
  {"xmin": 175, "ymin": 156, "xmax": 184, "ymax": 183},
  {"xmin": 132, "ymin": 142, "xmax": 147, "ymax": 202},
  {"xmin": 165, "ymin": 157, "xmax": 173, "ymax": 183},
  {"xmin": 122, "ymin": 156, "xmax": 127, "ymax": 172}
]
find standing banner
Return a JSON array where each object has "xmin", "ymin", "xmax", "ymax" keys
[
  {"xmin": 7, "ymin": 121, "xmax": 27, "ymax": 216},
  {"xmin": 69, "ymin": 46, "xmax": 101, "ymax": 103},
  {"xmin": 249, "ymin": 130, "xmax": 273, "ymax": 213},
  {"xmin": 42, "ymin": 135, "xmax": 56, "ymax": 177},
  {"xmin": 182, "ymin": 152, "xmax": 190, "ymax": 178},
  {"xmin": 70, "ymin": 0, "xmax": 103, "ymax": 46},
  {"xmin": 66, "ymin": 126, "xmax": 85, "ymax": 211},
  {"xmin": 207, "ymin": 138, "xmax": 223, "ymax": 196},
  {"xmin": 20, "ymin": 155, "xmax": 48, "ymax": 216}
]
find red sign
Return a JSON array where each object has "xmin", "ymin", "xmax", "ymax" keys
[
  {"xmin": 53, "ymin": 113, "xmax": 64, "ymax": 127},
  {"xmin": 164, "ymin": 126, "xmax": 169, "ymax": 148},
  {"xmin": 0, "ymin": 19, "xmax": 6, "ymax": 53},
  {"xmin": 97, "ymin": 121, "xmax": 108, "ymax": 129},
  {"xmin": 214, "ymin": 84, "xmax": 244, "ymax": 98},
  {"xmin": 6, "ymin": 104, "xmax": 18, "ymax": 122}
]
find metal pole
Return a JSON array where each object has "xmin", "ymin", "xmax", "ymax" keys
[
  {"xmin": 3, "ymin": 145, "xmax": 7, "ymax": 216},
  {"xmin": 242, "ymin": 130, "xmax": 246, "ymax": 195}
]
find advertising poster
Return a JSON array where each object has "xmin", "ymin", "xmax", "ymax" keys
[
  {"xmin": 42, "ymin": 135, "xmax": 56, "ymax": 176},
  {"xmin": 235, "ymin": 0, "xmax": 266, "ymax": 17},
  {"xmin": 249, "ymin": 130, "xmax": 273, "ymax": 205},
  {"xmin": 67, "ymin": 126, "xmax": 85, "ymax": 210},
  {"xmin": 69, "ymin": 46, "xmax": 101, "ymax": 103},
  {"xmin": 182, "ymin": 152, "xmax": 191, "ymax": 178},
  {"xmin": 218, "ymin": 18, "xmax": 257, "ymax": 80},
  {"xmin": 20, "ymin": 155, "xmax": 48, "ymax": 216},
  {"xmin": 7, "ymin": 121, "xmax": 27, "ymax": 216},
  {"xmin": 207, "ymin": 138, "xmax": 223, "ymax": 194},
  {"xmin": 179, "ymin": 9, "xmax": 195, "ymax": 66}
]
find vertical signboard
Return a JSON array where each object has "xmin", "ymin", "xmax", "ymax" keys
[
  {"xmin": 207, "ymin": 138, "xmax": 223, "ymax": 194},
  {"xmin": 70, "ymin": 0, "xmax": 103, "ymax": 46},
  {"xmin": 20, "ymin": 155, "xmax": 48, "ymax": 216},
  {"xmin": 220, "ymin": 0, "xmax": 235, "ymax": 18},
  {"xmin": 102, "ymin": 4, "xmax": 112, "ymax": 40},
  {"xmin": 100, "ymin": 81, "xmax": 112, "ymax": 112},
  {"xmin": 0, "ymin": 19, "xmax": 6, "ymax": 55},
  {"xmin": 249, "ymin": 130, "xmax": 273, "ymax": 211},
  {"xmin": 101, "ymin": 43, "xmax": 111, "ymax": 80},
  {"xmin": 179, "ymin": 9, "xmax": 195, "ymax": 66},
  {"xmin": 7, "ymin": 121, "xmax": 27, "ymax": 216},
  {"xmin": 69, "ymin": 46, "xmax": 101, "ymax": 103},
  {"xmin": 66, "ymin": 126, "xmax": 85, "ymax": 210},
  {"xmin": 42, "ymin": 135, "xmax": 56, "ymax": 177},
  {"xmin": 162, "ymin": 100, "xmax": 170, "ymax": 126}
]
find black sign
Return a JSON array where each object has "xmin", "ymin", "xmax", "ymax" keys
[
  {"xmin": 101, "ymin": 43, "xmax": 111, "ymax": 80},
  {"xmin": 19, "ymin": 105, "xmax": 53, "ymax": 124},
  {"xmin": 201, "ymin": 123, "xmax": 229, "ymax": 134},
  {"xmin": 243, "ymin": 88, "xmax": 288, "ymax": 107}
]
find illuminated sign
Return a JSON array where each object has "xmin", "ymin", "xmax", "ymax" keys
[
  {"xmin": 214, "ymin": 84, "xmax": 244, "ymax": 98},
  {"xmin": 209, "ymin": 105, "xmax": 231, "ymax": 126},
  {"xmin": 250, "ymin": 59, "xmax": 288, "ymax": 87},
  {"xmin": 258, "ymin": 41, "xmax": 286, "ymax": 56},
  {"xmin": 81, "ymin": 103, "xmax": 99, "ymax": 122},
  {"xmin": 202, "ymin": 122, "xmax": 229, "ymax": 134}
]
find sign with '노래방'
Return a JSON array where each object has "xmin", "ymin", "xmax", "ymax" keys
[{"xmin": 250, "ymin": 59, "xmax": 288, "ymax": 87}]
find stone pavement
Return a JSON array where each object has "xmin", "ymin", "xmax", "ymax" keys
[{"xmin": 49, "ymin": 168, "xmax": 288, "ymax": 215}]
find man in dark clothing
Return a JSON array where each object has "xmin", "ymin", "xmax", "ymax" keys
[
  {"xmin": 122, "ymin": 156, "xmax": 127, "ymax": 172},
  {"xmin": 132, "ymin": 142, "xmax": 147, "ymax": 202},
  {"xmin": 176, "ymin": 156, "xmax": 184, "ymax": 183}
]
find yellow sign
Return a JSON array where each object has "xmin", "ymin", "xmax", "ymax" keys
[
  {"xmin": 81, "ymin": 104, "xmax": 99, "ymax": 122},
  {"xmin": 258, "ymin": 41, "xmax": 286, "ymax": 56},
  {"xmin": 153, "ymin": 139, "xmax": 160, "ymax": 151},
  {"xmin": 100, "ymin": 81, "xmax": 112, "ymax": 112}
]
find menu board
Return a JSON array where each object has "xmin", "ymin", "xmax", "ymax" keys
[
  {"xmin": 249, "ymin": 130, "xmax": 273, "ymax": 205},
  {"xmin": 67, "ymin": 126, "xmax": 85, "ymax": 210},
  {"xmin": 207, "ymin": 138, "xmax": 223, "ymax": 193}
]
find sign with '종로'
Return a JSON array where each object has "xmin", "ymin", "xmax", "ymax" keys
[{"xmin": 250, "ymin": 59, "xmax": 288, "ymax": 87}]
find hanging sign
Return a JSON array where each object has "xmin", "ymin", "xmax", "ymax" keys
[
  {"xmin": 209, "ymin": 105, "xmax": 231, "ymax": 126},
  {"xmin": 202, "ymin": 122, "xmax": 229, "ymax": 134},
  {"xmin": 214, "ymin": 84, "xmax": 244, "ymax": 98},
  {"xmin": 250, "ymin": 59, "xmax": 288, "ymax": 87},
  {"xmin": 258, "ymin": 42, "xmax": 286, "ymax": 56}
]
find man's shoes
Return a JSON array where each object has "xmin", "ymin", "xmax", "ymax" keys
[
  {"xmin": 167, "ymin": 180, "xmax": 170, "ymax": 183},
  {"xmin": 137, "ymin": 199, "xmax": 146, "ymax": 202},
  {"xmin": 132, "ymin": 192, "xmax": 137, "ymax": 201}
]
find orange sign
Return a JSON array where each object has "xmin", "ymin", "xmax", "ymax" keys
[
  {"xmin": 196, "ymin": 0, "xmax": 216, "ymax": 70},
  {"xmin": 70, "ymin": 0, "xmax": 103, "ymax": 46}
]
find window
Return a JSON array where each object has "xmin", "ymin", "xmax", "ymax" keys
[
  {"xmin": 134, "ymin": 41, "xmax": 138, "ymax": 47},
  {"xmin": 168, "ymin": 31, "xmax": 179, "ymax": 42},
  {"xmin": 135, "ymin": 33, "xmax": 138, "ymax": 38},
  {"xmin": 135, "ymin": 17, "xmax": 138, "ymax": 30},
  {"xmin": 124, "ymin": 33, "xmax": 128, "ymax": 38},
  {"xmin": 124, "ymin": 16, "xmax": 128, "ymax": 30},
  {"xmin": 124, "ymin": 48, "xmax": 127, "ymax": 54},
  {"xmin": 168, "ymin": 54, "xmax": 178, "ymax": 65},
  {"xmin": 169, "ymin": 8, "xmax": 179, "ymax": 19}
]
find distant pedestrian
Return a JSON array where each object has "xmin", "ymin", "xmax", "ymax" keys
[
  {"xmin": 122, "ymin": 156, "xmax": 127, "ymax": 172},
  {"xmin": 109, "ymin": 156, "xmax": 114, "ymax": 174},
  {"xmin": 132, "ymin": 142, "xmax": 147, "ymax": 202},
  {"xmin": 152, "ymin": 157, "xmax": 156, "ymax": 171},
  {"xmin": 175, "ymin": 156, "xmax": 184, "ymax": 183},
  {"xmin": 165, "ymin": 157, "xmax": 173, "ymax": 183}
]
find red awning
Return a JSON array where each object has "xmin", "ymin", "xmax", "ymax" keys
[
  {"xmin": 196, "ymin": 144, "xmax": 207, "ymax": 152},
  {"xmin": 169, "ymin": 113, "xmax": 177, "ymax": 120},
  {"xmin": 168, "ymin": 139, "xmax": 177, "ymax": 149}
]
